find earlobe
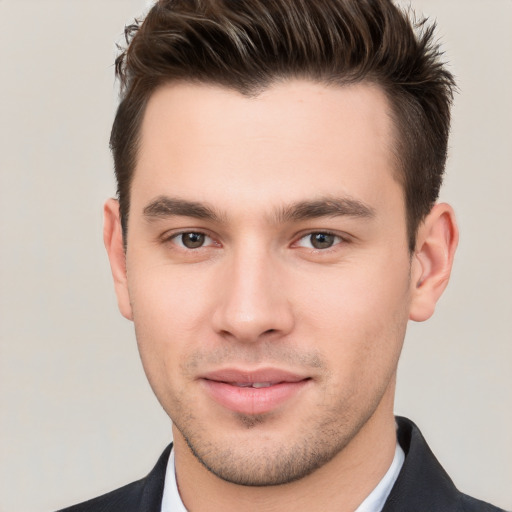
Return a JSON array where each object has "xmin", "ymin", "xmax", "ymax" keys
[
  {"xmin": 103, "ymin": 198, "xmax": 133, "ymax": 321},
  {"xmin": 409, "ymin": 203, "xmax": 459, "ymax": 322}
]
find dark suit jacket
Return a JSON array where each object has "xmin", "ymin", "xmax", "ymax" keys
[{"xmin": 57, "ymin": 417, "xmax": 507, "ymax": 511}]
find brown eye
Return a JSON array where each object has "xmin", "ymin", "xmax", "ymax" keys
[
  {"xmin": 310, "ymin": 233, "xmax": 336, "ymax": 249},
  {"xmin": 179, "ymin": 232, "xmax": 206, "ymax": 249},
  {"xmin": 296, "ymin": 232, "xmax": 341, "ymax": 250}
]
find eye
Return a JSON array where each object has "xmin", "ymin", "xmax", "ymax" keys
[
  {"xmin": 172, "ymin": 232, "xmax": 214, "ymax": 249},
  {"xmin": 296, "ymin": 232, "xmax": 342, "ymax": 250}
]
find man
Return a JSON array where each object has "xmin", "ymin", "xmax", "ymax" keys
[{"xmin": 59, "ymin": 0, "xmax": 506, "ymax": 510}]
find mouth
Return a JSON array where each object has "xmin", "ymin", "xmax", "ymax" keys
[
  {"xmin": 229, "ymin": 382, "xmax": 278, "ymax": 388},
  {"xmin": 199, "ymin": 368, "xmax": 311, "ymax": 415}
]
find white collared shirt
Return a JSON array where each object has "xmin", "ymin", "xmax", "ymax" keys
[
  {"xmin": 161, "ymin": 449, "xmax": 187, "ymax": 512},
  {"xmin": 161, "ymin": 443, "xmax": 405, "ymax": 512},
  {"xmin": 354, "ymin": 442, "xmax": 405, "ymax": 512}
]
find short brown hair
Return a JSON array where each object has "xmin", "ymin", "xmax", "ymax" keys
[{"xmin": 111, "ymin": 0, "xmax": 456, "ymax": 251}]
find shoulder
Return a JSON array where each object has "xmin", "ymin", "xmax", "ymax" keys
[
  {"xmin": 458, "ymin": 493, "xmax": 509, "ymax": 512},
  {"xmin": 55, "ymin": 444, "xmax": 172, "ymax": 512},
  {"xmin": 384, "ymin": 418, "xmax": 508, "ymax": 512},
  {"xmin": 56, "ymin": 479, "xmax": 146, "ymax": 512}
]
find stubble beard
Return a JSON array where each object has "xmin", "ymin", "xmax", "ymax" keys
[
  {"xmin": 171, "ymin": 391, "xmax": 382, "ymax": 487},
  {"xmin": 152, "ymin": 336, "xmax": 403, "ymax": 487}
]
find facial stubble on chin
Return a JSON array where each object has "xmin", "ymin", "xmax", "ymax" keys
[
  {"xmin": 160, "ymin": 336, "xmax": 401, "ymax": 487},
  {"xmin": 166, "ymin": 347, "xmax": 346, "ymax": 487},
  {"xmin": 175, "ymin": 409, "xmax": 359, "ymax": 487},
  {"xmin": 170, "ymin": 382, "xmax": 384, "ymax": 487}
]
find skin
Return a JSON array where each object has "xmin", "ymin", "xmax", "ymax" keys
[{"xmin": 104, "ymin": 80, "xmax": 458, "ymax": 512}]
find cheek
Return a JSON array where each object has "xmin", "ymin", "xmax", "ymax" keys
[
  {"xmin": 291, "ymin": 255, "xmax": 411, "ymax": 372},
  {"xmin": 130, "ymin": 260, "xmax": 213, "ymax": 329},
  {"xmin": 128, "ymin": 263, "xmax": 215, "ymax": 384}
]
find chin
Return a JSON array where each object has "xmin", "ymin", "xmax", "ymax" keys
[{"xmin": 175, "ymin": 412, "xmax": 356, "ymax": 487}]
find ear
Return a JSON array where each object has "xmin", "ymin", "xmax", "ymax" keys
[
  {"xmin": 103, "ymin": 198, "xmax": 133, "ymax": 321},
  {"xmin": 409, "ymin": 203, "xmax": 459, "ymax": 322}
]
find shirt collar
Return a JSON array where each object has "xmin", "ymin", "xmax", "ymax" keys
[{"xmin": 354, "ymin": 442, "xmax": 405, "ymax": 512}]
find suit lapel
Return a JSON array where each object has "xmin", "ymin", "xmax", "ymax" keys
[
  {"xmin": 138, "ymin": 443, "xmax": 173, "ymax": 512},
  {"xmin": 382, "ymin": 417, "xmax": 461, "ymax": 511}
]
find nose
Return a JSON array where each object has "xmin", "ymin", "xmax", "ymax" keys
[{"xmin": 211, "ymin": 247, "xmax": 294, "ymax": 343}]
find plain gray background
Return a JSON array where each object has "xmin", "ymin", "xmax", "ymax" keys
[{"xmin": 0, "ymin": 1, "xmax": 510, "ymax": 511}]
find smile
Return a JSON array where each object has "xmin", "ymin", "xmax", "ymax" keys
[{"xmin": 200, "ymin": 369, "xmax": 311, "ymax": 415}]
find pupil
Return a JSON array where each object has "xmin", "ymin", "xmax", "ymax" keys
[
  {"xmin": 311, "ymin": 233, "xmax": 334, "ymax": 249},
  {"xmin": 183, "ymin": 233, "xmax": 205, "ymax": 248}
]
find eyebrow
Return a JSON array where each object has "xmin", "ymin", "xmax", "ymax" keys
[
  {"xmin": 142, "ymin": 195, "xmax": 375, "ymax": 224},
  {"xmin": 274, "ymin": 197, "xmax": 375, "ymax": 223},
  {"xmin": 143, "ymin": 196, "xmax": 223, "ymax": 222}
]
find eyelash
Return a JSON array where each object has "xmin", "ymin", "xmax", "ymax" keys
[
  {"xmin": 162, "ymin": 229, "xmax": 348, "ymax": 253},
  {"xmin": 164, "ymin": 230, "xmax": 218, "ymax": 250},
  {"xmin": 293, "ymin": 231, "xmax": 346, "ymax": 252}
]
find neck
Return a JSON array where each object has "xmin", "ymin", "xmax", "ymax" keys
[{"xmin": 173, "ymin": 385, "xmax": 398, "ymax": 512}]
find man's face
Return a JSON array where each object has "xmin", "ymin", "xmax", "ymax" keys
[{"xmin": 118, "ymin": 81, "xmax": 415, "ymax": 485}]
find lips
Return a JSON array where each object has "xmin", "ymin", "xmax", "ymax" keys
[{"xmin": 200, "ymin": 368, "xmax": 311, "ymax": 415}]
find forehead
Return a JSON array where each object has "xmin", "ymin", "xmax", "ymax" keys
[{"xmin": 134, "ymin": 80, "xmax": 400, "ymax": 216}]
